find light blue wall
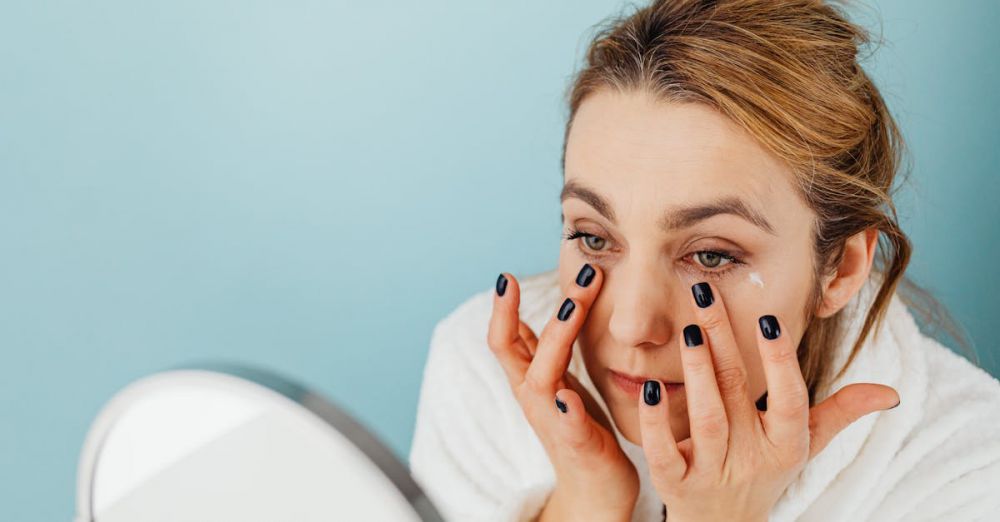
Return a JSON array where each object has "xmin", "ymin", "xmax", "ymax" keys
[{"xmin": 1, "ymin": 1, "xmax": 996, "ymax": 520}]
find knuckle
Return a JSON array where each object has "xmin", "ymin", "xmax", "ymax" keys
[
  {"xmin": 648, "ymin": 451, "xmax": 675, "ymax": 477},
  {"xmin": 764, "ymin": 345, "xmax": 799, "ymax": 365},
  {"xmin": 695, "ymin": 410, "xmax": 729, "ymax": 438},
  {"xmin": 776, "ymin": 385, "xmax": 810, "ymax": 412},
  {"xmin": 775, "ymin": 438, "xmax": 810, "ymax": 470},
  {"xmin": 714, "ymin": 365, "xmax": 749, "ymax": 395},
  {"xmin": 486, "ymin": 329, "xmax": 509, "ymax": 354},
  {"xmin": 699, "ymin": 312, "xmax": 728, "ymax": 333},
  {"xmin": 565, "ymin": 424, "xmax": 597, "ymax": 453},
  {"xmin": 685, "ymin": 356, "xmax": 714, "ymax": 377},
  {"xmin": 522, "ymin": 371, "xmax": 550, "ymax": 395},
  {"xmin": 831, "ymin": 389, "xmax": 858, "ymax": 426}
]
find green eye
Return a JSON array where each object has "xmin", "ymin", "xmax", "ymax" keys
[
  {"xmin": 695, "ymin": 251, "xmax": 733, "ymax": 268},
  {"xmin": 583, "ymin": 234, "xmax": 606, "ymax": 251}
]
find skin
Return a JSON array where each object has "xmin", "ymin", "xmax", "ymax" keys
[
  {"xmin": 558, "ymin": 88, "xmax": 875, "ymax": 445},
  {"xmin": 490, "ymin": 87, "xmax": 899, "ymax": 520}
]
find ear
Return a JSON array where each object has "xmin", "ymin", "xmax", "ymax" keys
[{"xmin": 815, "ymin": 228, "xmax": 879, "ymax": 319}]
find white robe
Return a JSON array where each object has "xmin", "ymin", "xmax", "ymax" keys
[{"xmin": 408, "ymin": 268, "xmax": 1000, "ymax": 521}]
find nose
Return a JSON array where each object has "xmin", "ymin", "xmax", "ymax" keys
[{"xmin": 606, "ymin": 261, "xmax": 676, "ymax": 350}]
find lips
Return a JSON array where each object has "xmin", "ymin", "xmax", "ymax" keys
[
  {"xmin": 611, "ymin": 369, "xmax": 681, "ymax": 385},
  {"xmin": 609, "ymin": 369, "xmax": 684, "ymax": 399}
]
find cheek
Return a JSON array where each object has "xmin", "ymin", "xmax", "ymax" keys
[
  {"xmin": 719, "ymin": 266, "xmax": 811, "ymax": 357},
  {"xmin": 558, "ymin": 246, "xmax": 579, "ymax": 295}
]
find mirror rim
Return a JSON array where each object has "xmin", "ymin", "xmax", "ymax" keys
[{"xmin": 75, "ymin": 363, "xmax": 443, "ymax": 522}]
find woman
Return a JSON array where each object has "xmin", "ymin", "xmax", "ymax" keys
[{"xmin": 409, "ymin": 1, "xmax": 1000, "ymax": 521}]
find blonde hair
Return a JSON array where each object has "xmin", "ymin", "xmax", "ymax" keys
[{"xmin": 561, "ymin": 0, "xmax": 975, "ymax": 404}]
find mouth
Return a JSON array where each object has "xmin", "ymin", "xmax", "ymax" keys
[{"xmin": 609, "ymin": 369, "xmax": 684, "ymax": 400}]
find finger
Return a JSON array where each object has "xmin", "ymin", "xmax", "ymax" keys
[
  {"xmin": 524, "ymin": 263, "xmax": 602, "ymax": 391},
  {"xmin": 553, "ymin": 388, "xmax": 604, "ymax": 453},
  {"xmin": 487, "ymin": 272, "xmax": 531, "ymax": 388},
  {"xmin": 808, "ymin": 383, "xmax": 900, "ymax": 460},
  {"xmin": 565, "ymin": 370, "xmax": 615, "ymax": 435},
  {"xmin": 755, "ymin": 314, "xmax": 810, "ymax": 457},
  {"xmin": 638, "ymin": 379, "xmax": 687, "ymax": 486},
  {"xmin": 689, "ymin": 281, "xmax": 758, "ymax": 437},
  {"xmin": 519, "ymin": 320, "xmax": 539, "ymax": 358},
  {"xmin": 679, "ymin": 322, "xmax": 728, "ymax": 471}
]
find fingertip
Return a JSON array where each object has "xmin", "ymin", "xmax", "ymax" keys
[
  {"xmin": 494, "ymin": 272, "xmax": 522, "ymax": 310},
  {"xmin": 642, "ymin": 379, "xmax": 663, "ymax": 408},
  {"xmin": 555, "ymin": 389, "xmax": 579, "ymax": 416},
  {"xmin": 554, "ymin": 393, "xmax": 568, "ymax": 414},
  {"xmin": 690, "ymin": 280, "xmax": 715, "ymax": 309},
  {"xmin": 758, "ymin": 314, "xmax": 781, "ymax": 341},
  {"xmin": 495, "ymin": 272, "xmax": 509, "ymax": 297}
]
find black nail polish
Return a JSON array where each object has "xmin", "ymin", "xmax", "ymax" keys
[
  {"xmin": 576, "ymin": 263, "xmax": 596, "ymax": 287},
  {"xmin": 756, "ymin": 390, "xmax": 768, "ymax": 411},
  {"xmin": 759, "ymin": 315, "xmax": 780, "ymax": 340},
  {"xmin": 555, "ymin": 396, "xmax": 567, "ymax": 413},
  {"xmin": 643, "ymin": 380, "xmax": 661, "ymax": 406},
  {"xmin": 692, "ymin": 282, "xmax": 714, "ymax": 308},
  {"xmin": 557, "ymin": 298, "xmax": 575, "ymax": 321},
  {"xmin": 683, "ymin": 324, "xmax": 703, "ymax": 347},
  {"xmin": 496, "ymin": 274, "xmax": 507, "ymax": 297}
]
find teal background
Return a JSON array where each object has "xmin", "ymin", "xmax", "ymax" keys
[{"xmin": 1, "ymin": 1, "xmax": 997, "ymax": 519}]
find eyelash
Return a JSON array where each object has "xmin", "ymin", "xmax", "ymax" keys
[{"xmin": 562, "ymin": 228, "xmax": 747, "ymax": 280}]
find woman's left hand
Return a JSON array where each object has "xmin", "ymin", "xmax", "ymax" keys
[{"xmin": 638, "ymin": 281, "xmax": 900, "ymax": 522}]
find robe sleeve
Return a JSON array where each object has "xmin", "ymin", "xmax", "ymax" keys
[
  {"xmin": 876, "ymin": 343, "xmax": 1000, "ymax": 521},
  {"xmin": 408, "ymin": 305, "xmax": 557, "ymax": 522}
]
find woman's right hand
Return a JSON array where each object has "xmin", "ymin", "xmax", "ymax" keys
[{"xmin": 488, "ymin": 265, "xmax": 639, "ymax": 519}]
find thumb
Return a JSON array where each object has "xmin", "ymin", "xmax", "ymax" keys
[
  {"xmin": 808, "ymin": 383, "xmax": 900, "ymax": 460},
  {"xmin": 555, "ymin": 388, "xmax": 608, "ymax": 453},
  {"xmin": 564, "ymin": 371, "xmax": 616, "ymax": 436}
]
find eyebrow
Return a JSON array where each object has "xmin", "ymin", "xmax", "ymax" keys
[{"xmin": 559, "ymin": 179, "xmax": 776, "ymax": 236}]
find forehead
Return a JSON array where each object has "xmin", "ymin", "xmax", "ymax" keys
[{"xmin": 564, "ymin": 89, "xmax": 799, "ymax": 215}]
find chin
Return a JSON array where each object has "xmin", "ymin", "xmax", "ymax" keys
[{"xmin": 606, "ymin": 398, "xmax": 692, "ymax": 448}]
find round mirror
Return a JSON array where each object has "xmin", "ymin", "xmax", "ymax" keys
[{"xmin": 75, "ymin": 365, "xmax": 443, "ymax": 522}]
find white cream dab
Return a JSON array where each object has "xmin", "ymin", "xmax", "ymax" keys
[{"xmin": 748, "ymin": 271, "xmax": 765, "ymax": 289}]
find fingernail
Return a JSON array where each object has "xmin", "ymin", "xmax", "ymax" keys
[
  {"xmin": 643, "ymin": 380, "xmax": 661, "ymax": 406},
  {"xmin": 759, "ymin": 315, "xmax": 780, "ymax": 340},
  {"xmin": 557, "ymin": 298, "xmax": 575, "ymax": 321},
  {"xmin": 555, "ymin": 396, "xmax": 568, "ymax": 413},
  {"xmin": 885, "ymin": 399, "xmax": 900, "ymax": 410},
  {"xmin": 692, "ymin": 282, "xmax": 714, "ymax": 308},
  {"xmin": 496, "ymin": 273, "xmax": 508, "ymax": 297},
  {"xmin": 683, "ymin": 324, "xmax": 703, "ymax": 347},
  {"xmin": 576, "ymin": 263, "xmax": 596, "ymax": 287}
]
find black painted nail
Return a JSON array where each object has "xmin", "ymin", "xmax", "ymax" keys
[
  {"xmin": 496, "ymin": 273, "xmax": 508, "ymax": 297},
  {"xmin": 759, "ymin": 315, "xmax": 780, "ymax": 340},
  {"xmin": 576, "ymin": 263, "xmax": 596, "ymax": 287},
  {"xmin": 643, "ymin": 380, "xmax": 661, "ymax": 406},
  {"xmin": 555, "ymin": 396, "xmax": 567, "ymax": 413},
  {"xmin": 692, "ymin": 282, "xmax": 714, "ymax": 308},
  {"xmin": 756, "ymin": 390, "xmax": 768, "ymax": 411},
  {"xmin": 557, "ymin": 298, "xmax": 575, "ymax": 321},
  {"xmin": 683, "ymin": 324, "xmax": 703, "ymax": 347}
]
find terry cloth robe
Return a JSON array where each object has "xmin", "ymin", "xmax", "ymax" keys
[{"xmin": 408, "ymin": 268, "xmax": 1000, "ymax": 521}]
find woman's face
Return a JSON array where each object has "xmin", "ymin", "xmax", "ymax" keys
[{"xmin": 558, "ymin": 88, "xmax": 818, "ymax": 446}]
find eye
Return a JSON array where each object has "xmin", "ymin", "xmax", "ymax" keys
[
  {"xmin": 563, "ymin": 227, "xmax": 747, "ymax": 279},
  {"xmin": 687, "ymin": 249, "xmax": 746, "ymax": 280},
  {"xmin": 563, "ymin": 228, "xmax": 609, "ymax": 254},
  {"xmin": 695, "ymin": 251, "xmax": 732, "ymax": 269}
]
